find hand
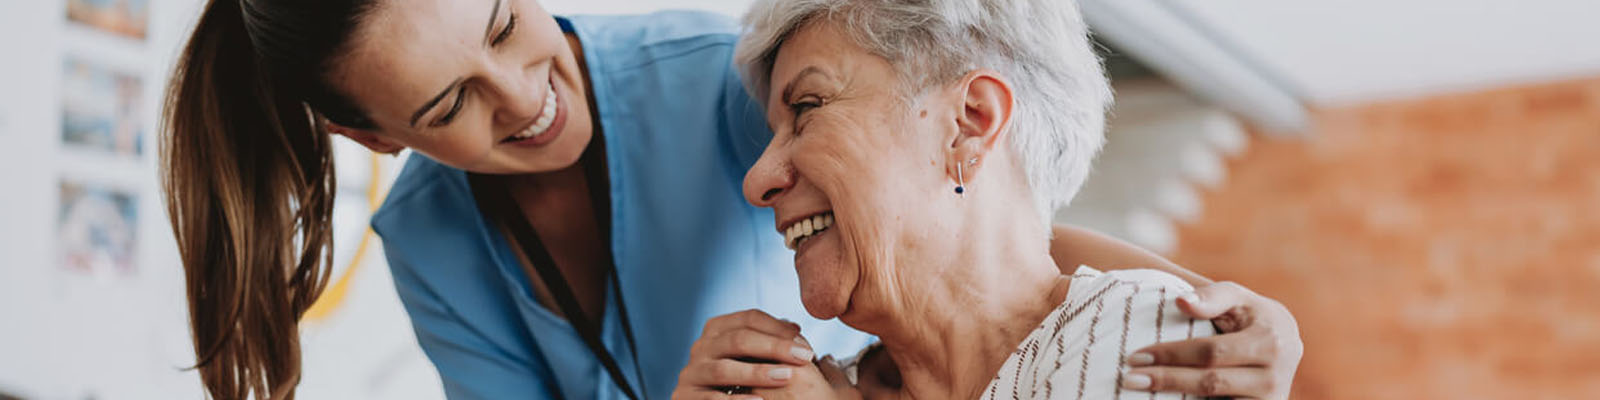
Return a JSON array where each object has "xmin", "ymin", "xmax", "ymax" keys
[
  {"xmin": 1121, "ymin": 282, "xmax": 1303, "ymax": 399},
  {"xmin": 673, "ymin": 309, "xmax": 817, "ymax": 400},
  {"xmin": 753, "ymin": 356, "xmax": 862, "ymax": 400}
]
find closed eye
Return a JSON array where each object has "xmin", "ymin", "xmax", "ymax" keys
[
  {"xmin": 492, "ymin": 13, "xmax": 517, "ymax": 46},
  {"xmin": 789, "ymin": 96, "xmax": 822, "ymax": 118},
  {"xmin": 431, "ymin": 85, "xmax": 469, "ymax": 127},
  {"xmin": 787, "ymin": 97, "xmax": 822, "ymax": 136}
]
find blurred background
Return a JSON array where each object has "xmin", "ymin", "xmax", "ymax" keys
[{"xmin": 1, "ymin": 0, "xmax": 1597, "ymax": 399}]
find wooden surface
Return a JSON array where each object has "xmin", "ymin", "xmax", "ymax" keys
[{"xmin": 1171, "ymin": 77, "xmax": 1600, "ymax": 399}]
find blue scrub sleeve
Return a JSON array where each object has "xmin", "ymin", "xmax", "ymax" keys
[{"xmin": 386, "ymin": 253, "xmax": 561, "ymax": 400}]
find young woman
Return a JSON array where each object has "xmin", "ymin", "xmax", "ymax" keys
[{"xmin": 160, "ymin": 0, "xmax": 1300, "ymax": 399}]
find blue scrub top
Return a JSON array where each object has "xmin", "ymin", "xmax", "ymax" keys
[{"xmin": 371, "ymin": 11, "xmax": 874, "ymax": 400}]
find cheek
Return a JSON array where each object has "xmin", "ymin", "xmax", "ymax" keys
[
  {"xmin": 801, "ymin": 114, "xmax": 930, "ymax": 218},
  {"xmin": 791, "ymin": 114, "xmax": 927, "ymax": 315},
  {"xmin": 402, "ymin": 121, "xmax": 496, "ymax": 170}
]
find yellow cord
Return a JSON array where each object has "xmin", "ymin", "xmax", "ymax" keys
[{"xmin": 304, "ymin": 153, "xmax": 386, "ymax": 322}]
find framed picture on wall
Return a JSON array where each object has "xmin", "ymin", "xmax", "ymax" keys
[
  {"xmin": 65, "ymin": 0, "xmax": 149, "ymax": 41},
  {"xmin": 56, "ymin": 178, "xmax": 139, "ymax": 277},
  {"xmin": 60, "ymin": 56, "xmax": 144, "ymax": 158}
]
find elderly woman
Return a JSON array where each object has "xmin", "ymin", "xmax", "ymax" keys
[{"xmin": 672, "ymin": 0, "xmax": 1299, "ymax": 399}]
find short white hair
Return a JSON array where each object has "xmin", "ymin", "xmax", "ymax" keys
[{"xmin": 736, "ymin": 0, "xmax": 1111, "ymax": 225}]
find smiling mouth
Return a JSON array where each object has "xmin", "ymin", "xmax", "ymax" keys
[
  {"xmin": 500, "ymin": 79, "xmax": 559, "ymax": 143},
  {"xmin": 782, "ymin": 211, "xmax": 835, "ymax": 250}
]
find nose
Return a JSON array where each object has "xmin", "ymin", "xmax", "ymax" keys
[
  {"xmin": 485, "ymin": 62, "xmax": 543, "ymax": 126},
  {"xmin": 743, "ymin": 143, "xmax": 794, "ymax": 208}
]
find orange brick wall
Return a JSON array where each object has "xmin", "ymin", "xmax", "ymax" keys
[{"xmin": 1171, "ymin": 78, "xmax": 1600, "ymax": 399}]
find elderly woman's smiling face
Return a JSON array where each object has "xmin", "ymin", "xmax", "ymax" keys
[{"xmin": 743, "ymin": 21, "xmax": 1002, "ymax": 321}]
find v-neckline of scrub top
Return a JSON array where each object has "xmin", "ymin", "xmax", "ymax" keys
[{"xmin": 464, "ymin": 16, "xmax": 644, "ymax": 400}]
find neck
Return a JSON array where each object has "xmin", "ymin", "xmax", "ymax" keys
[{"xmin": 872, "ymin": 214, "xmax": 1069, "ymax": 399}]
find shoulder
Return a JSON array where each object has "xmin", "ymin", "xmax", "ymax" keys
[
  {"xmin": 1054, "ymin": 266, "xmax": 1202, "ymax": 344},
  {"xmin": 1014, "ymin": 267, "xmax": 1212, "ymax": 399},
  {"xmin": 371, "ymin": 154, "xmax": 469, "ymax": 235},
  {"xmin": 1066, "ymin": 266, "xmax": 1196, "ymax": 306},
  {"xmin": 565, "ymin": 10, "xmax": 744, "ymax": 71},
  {"xmin": 369, "ymin": 155, "xmax": 518, "ymax": 325},
  {"xmin": 566, "ymin": 11, "xmax": 773, "ymax": 168},
  {"xmin": 369, "ymin": 154, "xmax": 491, "ymax": 279}
]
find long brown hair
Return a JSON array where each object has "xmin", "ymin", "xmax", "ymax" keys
[{"xmin": 160, "ymin": 0, "xmax": 375, "ymax": 398}]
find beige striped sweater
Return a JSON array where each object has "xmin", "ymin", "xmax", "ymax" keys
[{"xmin": 979, "ymin": 266, "xmax": 1217, "ymax": 400}]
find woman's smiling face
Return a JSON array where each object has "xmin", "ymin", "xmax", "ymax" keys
[
  {"xmin": 743, "ymin": 22, "xmax": 964, "ymax": 321},
  {"xmin": 330, "ymin": 0, "xmax": 595, "ymax": 174}
]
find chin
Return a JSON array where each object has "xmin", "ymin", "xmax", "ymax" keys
[{"xmin": 797, "ymin": 283, "xmax": 850, "ymax": 320}]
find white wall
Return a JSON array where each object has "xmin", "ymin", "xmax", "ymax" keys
[
  {"xmin": 1172, "ymin": 0, "xmax": 1600, "ymax": 104},
  {"xmin": 0, "ymin": 0, "xmax": 205, "ymax": 397}
]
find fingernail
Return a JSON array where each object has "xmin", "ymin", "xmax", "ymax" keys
[
  {"xmin": 1127, "ymin": 352, "xmax": 1155, "ymax": 366},
  {"xmin": 791, "ymin": 346, "xmax": 814, "ymax": 361},
  {"xmin": 1122, "ymin": 373, "xmax": 1152, "ymax": 390},
  {"xmin": 769, "ymin": 367, "xmax": 793, "ymax": 381},
  {"xmin": 794, "ymin": 335, "xmax": 810, "ymax": 347},
  {"xmin": 1179, "ymin": 293, "xmax": 1200, "ymax": 305}
]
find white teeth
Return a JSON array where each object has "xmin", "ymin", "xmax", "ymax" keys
[
  {"xmin": 511, "ymin": 82, "xmax": 558, "ymax": 140},
  {"xmin": 784, "ymin": 212, "xmax": 835, "ymax": 250}
]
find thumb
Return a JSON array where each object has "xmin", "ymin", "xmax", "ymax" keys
[
  {"xmin": 817, "ymin": 356, "xmax": 864, "ymax": 400},
  {"xmin": 817, "ymin": 356, "xmax": 851, "ymax": 387},
  {"xmin": 1177, "ymin": 281, "xmax": 1252, "ymax": 320}
]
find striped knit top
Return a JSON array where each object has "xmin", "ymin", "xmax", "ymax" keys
[{"xmin": 979, "ymin": 266, "xmax": 1217, "ymax": 400}]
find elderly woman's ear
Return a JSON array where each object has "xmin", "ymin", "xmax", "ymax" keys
[{"xmin": 947, "ymin": 69, "xmax": 1016, "ymax": 178}]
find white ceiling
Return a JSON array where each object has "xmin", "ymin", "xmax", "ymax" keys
[
  {"xmin": 544, "ymin": 0, "xmax": 1600, "ymax": 106},
  {"xmin": 1170, "ymin": 0, "xmax": 1600, "ymax": 104}
]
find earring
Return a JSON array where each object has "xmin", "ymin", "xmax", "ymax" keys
[{"xmin": 955, "ymin": 158, "xmax": 976, "ymax": 195}]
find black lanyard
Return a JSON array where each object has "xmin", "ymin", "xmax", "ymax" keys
[{"xmin": 467, "ymin": 145, "xmax": 648, "ymax": 400}]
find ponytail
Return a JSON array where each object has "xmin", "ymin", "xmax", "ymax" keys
[{"xmin": 161, "ymin": 0, "xmax": 340, "ymax": 398}]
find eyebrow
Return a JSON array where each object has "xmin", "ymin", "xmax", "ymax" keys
[
  {"xmin": 408, "ymin": 0, "xmax": 504, "ymax": 127},
  {"xmin": 779, "ymin": 66, "xmax": 826, "ymax": 106},
  {"xmin": 766, "ymin": 66, "xmax": 828, "ymax": 132}
]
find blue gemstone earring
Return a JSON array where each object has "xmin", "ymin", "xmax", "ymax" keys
[{"xmin": 955, "ymin": 158, "xmax": 975, "ymax": 195}]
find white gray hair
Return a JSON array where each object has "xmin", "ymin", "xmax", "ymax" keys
[{"xmin": 736, "ymin": 0, "xmax": 1111, "ymax": 226}]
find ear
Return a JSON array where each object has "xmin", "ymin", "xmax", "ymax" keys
[
  {"xmin": 329, "ymin": 123, "xmax": 405, "ymax": 154},
  {"xmin": 948, "ymin": 69, "xmax": 1015, "ymax": 181}
]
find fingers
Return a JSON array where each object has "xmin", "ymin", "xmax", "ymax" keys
[
  {"xmin": 704, "ymin": 309, "xmax": 803, "ymax": 339},
  {"xmin": 669, "ymin": 386, "xmax": 765, "ymax": 400},
  {"xmin": 705, "ymin": 327, "xmax": 814, "ymax": 366},
  {"xmin": 815, "ymin": 356, "xmax": 852, "ymax": 388},
  {"xmin": 1139, "ymin": 282, "xmax": 1302, "ymax": 400},
  {"xmin": 681, "ymin": 358, "xmax": 801, "ymax": 389},
  {"xmin": 692, "ymin": 310, "xmax": 812, "ymax": 366},
  {"xmin": 1175, "ymin": 282, "xmax": 1256, "ymax": 326},
  {"xmin": 1122, "ymin": 366, "xmax": 1276, "ymax": 398},
  {"xmin": 678, "ymin": 310, "xmax": 819, "ymax": 397},
  {"xmin": 1130, "ymin": 326, "xmax": 1278, "ymax": 368}
]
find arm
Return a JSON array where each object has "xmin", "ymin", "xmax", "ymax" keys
[
  {"xmin": 386, "ymin": 253, "xmax": 562, "ymax": 400},
  {"xmin": 1050, "ymin": 224, "xmax": 1302, "ymax": 400},
  {"xmin": 1049, "ymin": 224, "xmax": 1211, "ymax": 285}
]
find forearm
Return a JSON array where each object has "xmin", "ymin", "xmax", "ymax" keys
[{"xmin": 1049, "ymin": 224, "xmax": 1214, "ymax": 286}]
